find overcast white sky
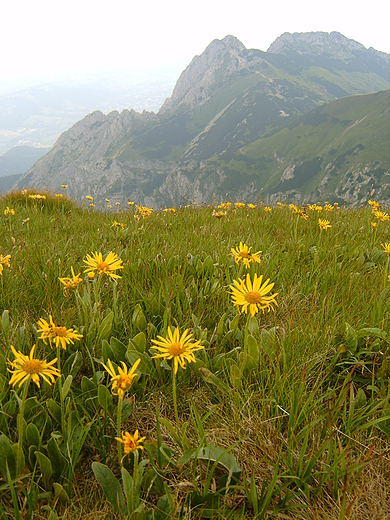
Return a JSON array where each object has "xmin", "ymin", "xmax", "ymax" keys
[{"xmin": 1, "ymin": 0, "xmax": 389, "ymax": 83}]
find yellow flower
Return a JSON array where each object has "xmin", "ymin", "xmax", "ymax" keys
[
  {"xmin": 134, "ymin": 215, "xmax": 140, "ymax": 221},
  {"xmin": 368, "ymin": 199, "xmax": 379, "ymax": 208},
  {"xmin": 151, "ymin": 326, "xmax": 204, "ymax": 375},
  {"xmin": 37, "ymin": 316, "xmax": 83, "ymax": 350},
  {"xmin": 55, "ymin": 193, "xmax": 63, "ymax": 198},
  {"xmin": 102, "ymin": 358, "xmax": 141, "ymax": 400},
  {"xmin": 4, "ymin": 207, "xmax": 15, "ymax": 216},
  {"xmin": 230, "ymin": 242, "xmax": 261, "ymax": 268},
  {"xmin": 89, "ymin": 203, "xmax": 95, "ymax": 208},
  {"xmin": 381, "ymin": 243, "xmax": 390, "ymax": 255},
  {"xmin": 289, "ymin": 203, "xmax": 299, "ymax": 213},
  {"xmin": 8, "ymin": 345, "xmax": 60, "ymax": 388},
  {"xmin": 371, "ymin": 221, "xmax": 378, "ymax": 228},
  {"xmin": 247, "ymin": 203, "xmax": 256, "ymax": 209},
  {"xmin": 324, "ymin": 203, "xmax": 333, "ymax": 211},
  {"xmin": 116, "ymin": 430, "xmax": 145, "ymax": 461},
  {"xmin": 318, "ymin": 218, "xmax": 332, "ymax": 231},
  {"xmin": 85, "ymin": 195, "xmax": 93, "ymax": 201},
  {"xmin": 83, "ymin": 251, "xmax": 124, "ymax": 281},
  {"xmin": 218, "ymin": 202, "xmax": 231, "ymax": 210},
  {"xmin": 22, "ymin": 218, "xmax": 30, "ymax": 225},
  {"xmin": 111, "ymin": 221, "xmax": 125, "ymax": 229},
  {"xmin": 61, "ymin": 184, "xmax": 68, "ymax": 189},
  {"xmin": 58, "ymin": 266, "xmax": 83, "ymax": 296},
  {"xmin": 0, "ymin": 254, "xmax": 11, "ymax": 267},
  {"xmin": 212, "ymin": 210, "xmax": 226, "ymax": 219},
  {"xmin": 107, "ymin": 205, "xmax": 112, "ymax": 210},
  {"xmin": 115, "ymin": 201, "xmax": 120, "ymax": 206},
  {"xmin": 136, "ymin": 205, "xmax": 153, "ymax": 219},
  {"xmin": 22, "ymin": 189, "xmax": 28, "ymax": 195},
  {"xmin": 229, "ymin": 273, "xmax": 278, "ymax": 317},
  {"xmin": 299, "ymin": 209, "xmax": 308, "ymax": 220},
  {"xmin": 264, "ymin": 206, "xmax": 272, "ymax": 213},
  {"xmin": 373, "ymin": 210, "xmax": 390, "ymax": 222},
  {"xmin": 234, "ymin": 202, "xmax": 245, "ymax": 208},
  {"xmin": 105, "ymin": 198, "xmax": 110, "ymax": 203},
  {"xmin": 128, "ymin": 201, "xmax": 135, "ymax": 206}
]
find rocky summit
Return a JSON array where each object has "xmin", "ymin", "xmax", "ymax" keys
[{"xmin": 16, "ymin": 32, "xmax": 390, "ymax": 206}]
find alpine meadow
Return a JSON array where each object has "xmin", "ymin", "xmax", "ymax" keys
[
  {"xmin": 0, "ymin": 190, "xmax": 389, "ymax": 519},
  {"xmin": 1, "ymin": 29, "xmax": 390, "ymax": 520}
]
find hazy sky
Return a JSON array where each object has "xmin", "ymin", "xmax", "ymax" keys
[{"xmin": 1, "ymin": 0, "xmax": 389, "ymax": 83}]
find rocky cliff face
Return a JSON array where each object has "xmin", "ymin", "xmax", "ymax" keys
[
  {"xmin": 16, "ymin": 32, "xmax": 390, "ymax": 206},
  {"xmin": 159, "ymin": 35, "xmax": 246, "ymax": 113}
]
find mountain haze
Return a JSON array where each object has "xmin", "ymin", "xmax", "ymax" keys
[{"xmin": 17, "ymin": 32, "xmax": 390, "ymax": 205}]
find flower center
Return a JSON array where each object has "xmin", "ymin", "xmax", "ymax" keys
[
  {"xmin": 22, "ymin": 360, "xmax": 43, "ymax": 374},
  {"xmin": 245, "ymin": 291, "xmax": 262, "ymax": 304},
  {"xmin": 169, "ymin": 343, "xmax": 185, "ymax": 356},
  {"xmin": 118, "ymin": 374, "xmax": 133, "ymax": 390},
  {"xmin": 239, "ymin": 251, "xmax": 250, "ymax": 258},
  {"xmin": 51, "ymin": 326, "xmax": 68, "ymax": 337},
  {"xmin": 97, "ymin": 261, "xmax": 110, "ymax": 272}
]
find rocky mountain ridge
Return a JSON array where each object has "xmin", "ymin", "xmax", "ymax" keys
[{"xmin": 16, "ymin": 32, "xmax": 390, "ymax": 206}]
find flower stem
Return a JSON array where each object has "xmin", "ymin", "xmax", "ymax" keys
[
  {"xmin": 16, "ymin": 382, "xmax": 29, "ymax": 474},
  {"xmin": 117, "ymin": 398, "xmax": 123, "ymax": 466},
  {"xmin": 56, "ymin": 345, "xmax": 65, "ymax": 433},
  {"xmin": 172, "ymin": 370, "xmax": 179, "ymax": 428}
]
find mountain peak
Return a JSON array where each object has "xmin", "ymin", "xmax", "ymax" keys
[
  {"xmin": 267, "ymin": 31, "xmax": 366, "ymax": 55},
  {"xmin": 159, "ymin": 35, "xmax": 246, "ymax": 114}
]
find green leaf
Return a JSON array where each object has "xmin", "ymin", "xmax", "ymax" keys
[
  {"xmin": 198, "ymin": 368, "xmax": 229, "ymax": 395},
  {"xmin": 47, "ymin": 437, "xmax": 69, "ymax": 481},
  {"xmin": 130, "ymin": 332, "xmax": 146, "ymax": 353},
  {"xmin": 121, "ymin": 466, "xmax": 133, "ymax": 502},
  {"xmin": 247, "ymin": 334, "xmax": 260, "ymax": 364},
  {"xmin": 132, "ymin": 304, "xmax": 147, "ymax": 332},
  {"xmin": 53, "ymin": 482, "xmax": 70, "ymax": 503},
  {"xmin": 35, "ymin": 451, "xmax": 53, "ymax": 489},
  {"xmin": 62, "ymin": 351, "xmax": 83, "ymax": 379},
  {"xmin": 62, "ymin": 375, "xmax": 73, "ymax": 399},
  {"xmin": 126, "ymin": 349, "xmax": 154, "ymax": 376},
  {"xmin": 47, "ymin": 399, "xmax": 61, "ymax": 424},
  {"xmin": 196, "ymin": 444, "xmax": 242, "ymax": 487},
  {"xmin": 155, "ymin": 494, "xmax": 173, "ymax": 520},
  {"xmin": 96, "ymin": 311, "xmax": 114, "ymax": 346},
  {"xmin": 92, "ymin": 462, "xmax": 125, "ymax": 514},
  {"xmin": 98, "ymin": 384, "xmax": 113, "ymax": 413},
  {"xmin": 247, "ymin": 317, "xmax": 259, "ymax": 337},
  {"xmin": 0, "ymin": 435, "xmax": 16, "ymax": 479},
  {"xmin": 26, "ymin": 423, "xmax": 40, "ymax": 447},
  {"xmin": 345, "ymin": 322, "xmax": 358, "ymax": 351},
  {"xmin": 110, "ymin": 337, "xmax": 128, "ymax": 360}
]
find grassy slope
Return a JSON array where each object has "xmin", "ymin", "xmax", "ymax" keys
[
  {"xmin": 206, "ymin": 90, "xmax": 390, "ymax": 199},
  {"xmin": 0, "ymin": 190, "xmax": 390, "ymax": 518}
]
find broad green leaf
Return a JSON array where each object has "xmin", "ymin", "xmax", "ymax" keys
[
  {"xmin": 98, "ymin": 384, "xmax": 113, "ymax": 412},
  {"xmin": 62, "ymin": 375, "xmax": 73, "ymax": 399},
  {"xmin": 35, "ymin": 451, "xmax": 53, "ymax": 489},
  {"xmin": 121, "ymin": 466, "xmax": 133, "ymax": 502},
  {"xmin": 0, "ymin": 435, "xmax": 16, "ymax": 479},
  {"xmin": 62, "ymin": 351, "xmax": 83, "ymax": 379},
  {"xmin": 132, "ymin": 304, "xmax": 147, "ymax": 332},
  {"xmin": 53, "ymin": 482, "xmax": 70, "ymax": 503},
  {"xmin": 130, "ymin": 332, "xmax": 146, "ymax": 353},
  {"xmin": 110, "ymin": 336, "xmax": 127, "ymax": 360},
  {"xmin": 92, "ymin": 462, "xmax": 125, "ymax": 514},
  {"xmin": 247, "ymin": 334, "xmax": 259, "ymax": 363},
  {"xmin": 126, "ymin": 349, "xmax": 154, "ymax": 376},
  {"xmin": 155, "ymin": 494, "xmax": 173, "ymax": 520},
  {"xmin": 26, "ymin": 423, "xmax": 40, "ymax": 447},
  {"xmin": 96, "ymin": 311, "xmax": 114, "ymax": 346},
  {"xmin": 198, "ymin": 368, "xmax": 229, "ymax": 395},
  {"xmin": 47, "ymin": 399, "xmax": 61, "ymax": 425},
  {"xmin": 47, "ymin": 437, "xmax": 69, "ymax": 481}
]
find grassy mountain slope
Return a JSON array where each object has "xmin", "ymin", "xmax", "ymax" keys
[{"xmin": 241, "ymin": 89, "xmax": 390, "ymax": 202}]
